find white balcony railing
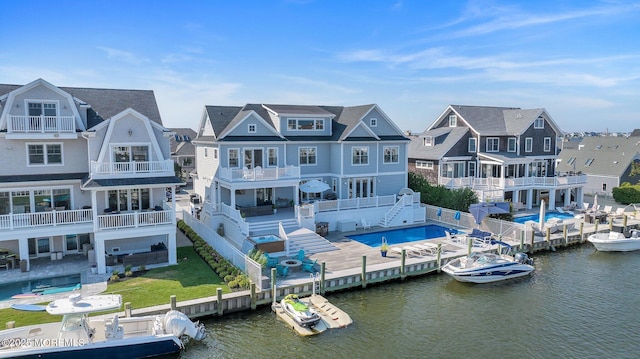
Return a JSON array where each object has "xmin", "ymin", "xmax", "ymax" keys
[
  {"xmin": 0, "ymin": 208, "xmax": 174, "ymax": 231},
  {"xmin": 438, "ymin": 174, "xmax": 587, "ymax": 190},
  {"xmin": 0, "ymin": 209, "xmax": 92, "ymax": 230},
  {"xmin": 8, "ymin": 115, "xmax": 76, "ymax": 133},
  {"xmin": 97, "ymin": 210, "xmax": 174, "ymax": 230},
  {"xmin": 91, "ymin": 160, "xmax": 174, "ymax": 176},
  {"xmin": 218, "ymin": 165, "xmax": 300, "ymax": 182}
]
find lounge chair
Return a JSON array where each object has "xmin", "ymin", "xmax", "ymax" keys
[
  {"xmin": 296, "ymin": 249, "xmax": 306, "ymax": 262},
  {"xmin": 414, "ymin": 243, "xmax": 438, "ymax": 255},
  {"xmin": 611, "ymin": 208, "xmax": 626, "ymax": 219},
  {"xmin": 602, "ymin": 205, "xmax": 613, "ymax": 215},
  {"xmin": 444, "ymin": 230, "xmax": 461, "ymax": 243},
  {"xmin": 302, "ymin": 259, "xmax": 318, "ymax": 273},
  {"xmin": 276, "ymin": 264, "xmax": 289, "ymax": 278},
  {"xmin": 263, "ymin": 253, "xmax": 279, "ymax": 268},
  {"xmin": 390, "ymin": 246, "xmax": 422, "ymax": 257},
  {"xmin": 360, "ymin": 218, "xmax": 371, "ymax": 230}
]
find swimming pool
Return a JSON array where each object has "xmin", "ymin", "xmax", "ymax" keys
[
  {"xmin": 348, "ymin": 224, "xmax": 458, "ymax": 248},
  {"xmin": 513, "ymin": 211, "xmax": 575, "ymax": 224},
  {"xmin": 0, "ymin": 273, "xmax": 81, "ymax": 301}
]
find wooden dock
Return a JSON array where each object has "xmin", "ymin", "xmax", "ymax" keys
[{"xmin": 272, "ymin": 294, "xmax": 352, "ymax": 336}]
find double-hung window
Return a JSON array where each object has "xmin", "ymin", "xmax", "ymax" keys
[
  {"xmin": 383, "ymin": 146, "xmax": 399, "ymax": 164},
  {"xmin": 507, "ymin": 138, "xmax": 517, "ymax": 152},
  {"xmin": 543, "ymin": 137, "xmax": 551, "ymax": 152},
  {"xmin": 468, "ymin": 138, "xmax": 477, "ymax": 153},
  {"xmin": 28, "ymin": 143, "xmax": 62, "ymax": 165},
  {"xmin": 299, "ymin": 147, "xmax": 316, "ymax": 165},
  {"xmin": 228, "ymin": 149, "xmax": 239, "ymax": 167},
  {"xmin": 352, "ymin": 147, "xmax": 369, "ymax": 165},
  {"xmin": 486, "ymin": 138, "xmax": 499, "ymax": 152},
  {"xmin": 525, "ymin": 138, "xmax": 533, "ymax": 152}
]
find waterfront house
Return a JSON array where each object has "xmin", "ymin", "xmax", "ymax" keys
[
  {"xmin": 557, "ymin": 135, "xmax": 640, "ymax": 197},
  {"xmin": 192, "ymin": 103, "xmax": 421, "ymax": 255},
  {"xmin": 408, "ymin": 105, "xmax": 587, "ymax": 210},
  {"xmin": 169, "ymin": 127, "xmax": 197, "ymax": 184},
  {"xmin": 0, "ymin": 78, "xmax": 182, "ymax": 274}
]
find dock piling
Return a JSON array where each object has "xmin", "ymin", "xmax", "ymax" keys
[
  {"xmin": 170, "ymin": 295, "xmax": 176, "ymax": 310},
  {"xmin": 361, "ymin": 255, "xmax": 367, "ymax": 288}
]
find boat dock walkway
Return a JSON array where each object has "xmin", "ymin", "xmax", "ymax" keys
[{"xmin": 271, "ymin": 293, "xmax": 352, "ymax": 336}]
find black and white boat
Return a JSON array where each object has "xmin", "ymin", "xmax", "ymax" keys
[
  {"xmin": 280, "ymin": 294, "xmax": 321, "ymax": 328},
  {"xmin": 442, "ymin": 241, "xmax": 534, "ymax": 283},
  {"xmin": 0, "ymin": 294, "xmax": 206, "ymax": 359}
]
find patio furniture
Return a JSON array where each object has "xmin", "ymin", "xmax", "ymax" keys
[
  {"xmin": 263, "ymin": 253, "xmax": 279, "ymax": 268},
  {"xmin": 0, "ymin": 256, "xmax": 8, "ymax": 270},
  {"xmin": 302, "ymin": 259, "xmax": 317, "ymax": 273},
  {"xmin": 276, "ymin": 264, "xmax": 289, "ymax": 278}
]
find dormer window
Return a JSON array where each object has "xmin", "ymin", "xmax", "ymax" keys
[
  {"xmin": 423, "ymin": 136, "xmax": 433, "ymax": 146},
  {"xmin": 28, "ymin": 102, "xmax": 57, "ymax": 117},
  {"xmin": 534, "ymin": 116, "xmax": 544, "ymax": 129},
  {"xmin": 370, "ymin": 118, "xmax": 377, "ymax": 127},
  {"xmin": 448, "ymin": 115, "xmax": 457, "ymax": 127},
  {"xmin": 183, "ymin": 135, "xmax": 191, "ymax": 141},
  {"xmin": 174, "ymin": 135, "xmax": 181, "ymax": 141},
  {"xmin": 288, "ymin": 118, "xmax": 324, "ymax": 131}
]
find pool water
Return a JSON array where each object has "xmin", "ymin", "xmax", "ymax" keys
[
  {"xmin": 0, "ymin": 273, "xmax": 81, "ymax": 301},
  {"xmin": 513, "ymin": 211, "xmax": 575, "ymax": 224},
  {"xmin": 348, "ymin": 225, "xmax": 458, "ymax": 248}
]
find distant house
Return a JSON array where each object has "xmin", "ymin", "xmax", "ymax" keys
[
  {"xmin": 557, "ymin": 135, "xmax": 640, "ymax": 196},
  {"xmin": 0, "ymin": 78, "xmax": 182, "ymax": 274},
  {"xmin": 169, "ymin": 128, "xmax": 196, "ymax": 183},
  {"xmin": 408, "ymin": 105, "xmax": 587, "ymax": 210}
]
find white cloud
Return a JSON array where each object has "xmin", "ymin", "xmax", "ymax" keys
[{"xmin": 97, "ymin": 47, "xmax": 149, "ymax": 65}]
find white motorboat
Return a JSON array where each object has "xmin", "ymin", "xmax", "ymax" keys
[
  {"xmin": 0, "ymin": 294, "xmax": 206, "ymax": 359},
  {"xmin": 442, "ymin": 252, "xmax": 535, "ymax": 284},
  {"xmin": 587, "ymin": 230, "xmax": 640, "ymax": 252},
  {"xmin": 280, "ymin": 294, "xmax": 321, "ymax": 328}
]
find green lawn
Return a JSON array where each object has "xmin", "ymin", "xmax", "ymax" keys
[{"xmin": 0, "ymin": 246, "xmax": 230, "ymax": 328}]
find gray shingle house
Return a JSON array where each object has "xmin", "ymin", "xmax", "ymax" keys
[
  {"xmin": 0, "ymin": 78, "xmax": 182, "ymax": 274},
  {"xmin": 409, "ymin": 105, "xmax": 587, "ymax": 210},
  {"xmin": 557, "ymin": 135, "xmax": 640, "ymax": 196},
  {"xmin": 169, "ymin": 127, "xmax": 197, "ymax": 183}
]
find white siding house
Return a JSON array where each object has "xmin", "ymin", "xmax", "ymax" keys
[{"xmin": 0, "ymin": 78, "xmax": 182, "ymax": 274}]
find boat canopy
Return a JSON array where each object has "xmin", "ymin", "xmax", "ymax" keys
[{"xmin": 46, "ymin": 294, "xmax": 122, "ymax": 315}]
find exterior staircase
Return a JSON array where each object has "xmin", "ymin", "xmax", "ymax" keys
[
  {"xmin": 248, "ymin": 219, "xmax": 338, "ymax": 255},
  {"xmin": 285, "ymin": 227, "xmax": 338, "ymax": 256}
]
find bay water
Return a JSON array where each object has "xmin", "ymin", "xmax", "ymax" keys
[{"xmin": 181, "ymin": 246, "xmax": 640, "ymax": 359}]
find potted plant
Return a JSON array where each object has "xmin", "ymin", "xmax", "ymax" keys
[
  {"xmin": 272, "ymin": 204, "xmax": 277, "ymax": 214},
  {"xmin": 380, "ymin": 243, "xmax": 389, "ymax": 257}
]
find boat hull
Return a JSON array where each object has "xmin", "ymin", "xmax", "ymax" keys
[
  {"xmin": 442, "ymin": 255, "xmax": 534, "ymax": 284},
  {"xmin": 0, "ymin": 336, "xmax": 182, "ymax": 359},
  {"xmin": 587, "ymin": 233, "xmax": 640, "ymax": 252}
]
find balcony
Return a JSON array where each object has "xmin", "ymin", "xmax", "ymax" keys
[
  {"xmin": 97, "ymin": 209, "xmax": 174, "ymax": 230},
  {"xmin": 0, "ymin": 208, "xmax": 174, "ymax": 232},
  {"xmin": 7, "ymin": 115, "xmax": 76, "ymax": 133},
  {"xmin": 0, "ymin": 209, "xmax": 92, "ymax": 230},
  {"xmin": 90, "ymin": 160, "xmax": 174, "ymax": 178},
  {"xmin": 218, "ymin": 165, "xmax": 300, "ymax": 182},
  {"xmin": 438, "ymin": 174, "xmax": 587, "ymax": 190}
]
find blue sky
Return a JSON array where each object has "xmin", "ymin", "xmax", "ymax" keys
[{"xmin": 1, "ymin": 0, "xmax": 638, "ymax": 133}]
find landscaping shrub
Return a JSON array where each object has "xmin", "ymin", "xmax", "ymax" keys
[
  {"xmin": 612, "ymin": 183, "xmax": 640, "ymax": 204},
  {"xmin": 176, "ymin": 221, "xmax": 251, "ymax": 290},
  {"xmin": 408, "ymin": 171, "xmax": 478, "ymax": 212}
]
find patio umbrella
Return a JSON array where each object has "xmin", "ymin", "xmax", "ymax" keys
[
  {"xmin": 539, "ymin": 199, "xmax": 546, "ymax": 232},
  {"xmin": 592, "ymin": 194, "xmax": 599, "ymax": 211},
  {"xmin": 437, "ymin": 208, "xmax": 442, "ymax": 218},
  {"xmin": 469, "ymin": 202, "xmax": 511, "ymax": 225},
  {"xmin": 299, "ymin": 179, "xmax": 330, "ymax": 193},
  {"xmin": 454, "ymin": 211, "xmax": 461, "ymax": 227}
]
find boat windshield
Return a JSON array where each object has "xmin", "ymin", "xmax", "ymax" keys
[{"xmin": 61, "ymin": 315, "xmax": 83, "ymax": 331}]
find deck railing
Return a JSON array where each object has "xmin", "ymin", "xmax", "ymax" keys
[
  {"xmin": 8, "ymin": 115, "xmax": 76, "ymax": 133},
  {"xmin": 218, "ymin": 165, "xmax": 300, "ymax": 182},
  {"xmin": 97, "ymin": 210, "xmax": 174, "ymax": 230},
  {"xmin": 439, "ymin": 174, "xmax": 587, "ymax": 190},
  {"xmin": 90, "ymin": 160, "xmax": 174, "ymax": 176},
  {"xmin": 0, "ymin": 209, "xmax": 92, "ymax": 230}
]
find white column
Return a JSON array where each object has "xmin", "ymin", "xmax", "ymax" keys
[
  {"xmin": 513, "ymin": 190, "xmax": 520, "ymax": 204},
  {"xmin": 95, "ymin": 238, "xmax": 106, "ymax": 274},
  {"xmin": 167, "ymin": 232, "xmax": 177, "ymax": 265},
  {"xmin": 19, "ymin": 237, "xmax": 29, "ymax": 271},
  {"xmin": 564, "ymin": 189, "xmax": 571, "ymax": 208},
  {"xmin": 526, "ymin": 189, "xmax": 533, "ymax": 209},
  {"xmin": 548, "ymin": 190, "xmax": 556, "ymax": 210},
  {"xmin": 576, "ymin": 187, "xmax": 584, "ymax": 208}
]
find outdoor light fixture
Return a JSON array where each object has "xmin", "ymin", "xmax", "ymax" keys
[{"xmin": 128, "ymin": 129, "xmax": 133, "ymax": 136}]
